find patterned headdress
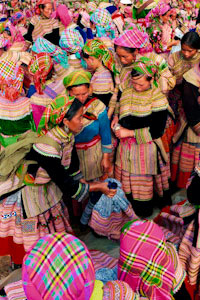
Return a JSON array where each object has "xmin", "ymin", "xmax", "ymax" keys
[
  {"xmin": 10, "ymin": 12, "xmax": 25, "ymax": 26},
  {"xmin": 86, "ymin": 1, "xmax": 97, "ymax": 15},
  {"xmin": 90, "ymin": 8, "xmax": 116, "ymax": 39},
  {"xmin": 37, "ymin": 94, "xmax": 74, "ymax": 134},
  {"xmin": 59, "ymin": 28, "xmax": 84, "ymax": 55},
  {"xmin": 35, "ymin": 0, "xmax": 52, "ymax": 15},
  {"xmin": 82, "ymin": 38, "xmax": 117, "ymax": 75},
  {"xmin": 114, "ymin": 25, "xmax": 153, "ymax": 54},
  {"xmin": 28, "ymin": 53, "xmax": 53, "ymax": 94},
  {"xmin": 22, "ymin": 233, "xmax": 95, "ymax": 300},
  {"xmin": 63, "ymin": 70, "xmax": 92, "ymax": 88},
  {"xmin": 132, "ymin": 57, "xmax": 158, "ymax": 86},
  {"xmin": 0, "ymin": 60, "xmax": 24, "ymax": 101},
  {"xmin": 32, "ymin": 37, "xmax": 69, "ymax": 69},
  {"xmin": 118, "ymin": 219, "xmax": 176, "ymax": 300},
  {"xmin": 145, "ymin": 2, "xmax": 171, "ymax": 23}
]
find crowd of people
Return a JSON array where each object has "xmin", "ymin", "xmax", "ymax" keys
[{"xmin": 0, "ymin": 0, "xmax": 199, "ymax": 298}]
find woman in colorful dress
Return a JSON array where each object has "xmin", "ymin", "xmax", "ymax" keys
[
  {"xmin": 89, "ymin": 8, "xmax": 118, "ymax": 39},
  {"xmin": 109, "ymin": 24, "xmax": 176, "ymax": 119},
  {"xmin": 0, "ymin": 95, "xmax": 115, "ymax": 265},
  {"xmin": 24, "ymin": 0, "xmax": 60, "ymax": 45},
  {"xmin": 81, "ymin": 38, "xmax": 115, "ymax": 108},
  {"xmin": 168, "ymin": 31, "xmax": 200, "ymax": 118},
  {"xmin": 171, "ymin": 60, "xmax": 200, "ymax": 189},
  {"xmin": 112, "ymin": 58, "xmax": 172, "ymax": 217},
  {"xmin": 63, "ymin": 70, "xmax": 112, "ymax": 227}
]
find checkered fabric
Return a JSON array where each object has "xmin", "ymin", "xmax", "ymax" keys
[
  {"xmin": 37, "ymin": 94, "xmax": 74, "ymax": 134},
  {"xmin": 118, "ymin": 219, "xmax": 176, "ymax": 300},
  {"xmin": 90, "ymin": 8, "xmax": 116, "ymax": 39},
  {"xmin": 59, "ymin": 28, "xmax": 84, "ymax": 54},
  {"xmin": 0, "ymin": 60, "xmax": 24, "ymax": 101},
  {"xmin": 28, "ymin": 53, "xmax": 53, "ymax": 95},
  {"xmin": 22, "ymin": 233, "xmax": 95, "ymax": 300}
]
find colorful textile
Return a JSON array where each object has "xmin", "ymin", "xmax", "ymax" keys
[
  {"xmin": 103, "ymin": 280, "xmax": 137, "ymax": 300},
  {"xmin": 0, "ymin": 60, "xmax": 24, "ymax": 101},
  {"xmin": 133, "ymin": 57, "xmax": 158, "ymax": 86},
  {"xmin": 53, "ymin": 4, "xmax": 72, "ymax": 28},
  {"xmin": 114, "ymin": 25, "xmax": 152, "ymax": 54},
  {"xmin": 59, "ymin": 28, "xmax": 84, "ymax": 60},
  {"xmin": 22, "ymin": 233, "xmax": 95, "ymax": 300},
  {"xmin": 30, "ymin": 15, "xmax": 59, "ymax": 42},
  {"xmin": 0, "ymin": 24, "xmax": 25, "ymax": 50},
  {"xmin": 145, "ymin": 2, "xmax": 171, "ymax": 22},
  {"xmin": 32, "ymin": 37, "xmax": 69, "ymax": 68},
  {"xmin": 63, "ymin": 70, "xmax": 92, "ymax": 88},
  {"xmin": 28, "ymin": 53, "xmax": 53, "ymax": 95},
  {"xmin": 37, "ymin": 94, "xmax": 74, "ymax": 134},
  {"xmin": 89, "ymin": 178, "xmax": 136, "ymax": 239},
  {"xmin": 10, "ymin": 12, "xmax": 25, "ymax": 26},
  {"xmin": 83, "ymin": 39, "xmax": 117, "ymax": 74},
  {"xmin": 118, "ymin": 219, "xmax": 176, "ymax": 299},
  {"xmin": 86, "ymin": 2, "xmax": 97, "ymax": 15},
  {"xmin": 90, "ymin": 8, "xmax": 116, "ymax": 39}
]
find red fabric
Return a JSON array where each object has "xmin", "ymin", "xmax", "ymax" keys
[
  {"xmin": 0, "ymin": 237, "xmax": 26, "ymax": 264},
  {"xmin": 177, "ymin": 171, "xmax": 191, "ymax": 189}
]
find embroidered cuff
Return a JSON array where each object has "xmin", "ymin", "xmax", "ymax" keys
[
  {"xmin": 72, "ymin": 183, "xmax": 89, "ymax": 202},
  {"xmin": 102, "ymin": 145, "xmax": 112, "ymax": 153}
]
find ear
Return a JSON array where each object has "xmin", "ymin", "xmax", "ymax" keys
[{"xmin": 63, "ymin": 118, "xmax": 70, "ymax": 127}]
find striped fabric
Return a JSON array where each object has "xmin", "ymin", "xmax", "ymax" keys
[
  {"xmin": 118, "ymin": 219, "xmax": 176, "ymax": 300},
  {"xmin": 91, "ymin": 65, "xmax": 114, "ymax": 94},
  {"xmin": 168, "ymin": 51, "xmax": 200, "ymax": 82},
  {"xmin": 89, "ymin": 250, "xmax": 118, "ymax": 272},
  {"xmin": 4, "ymin": 280, "xmax": 26, "ymax": 300},
  {"xmin": 119, "ymin": 85, "xmax": 169, "ymax": 120},
  {"xmin": 59, "ymin": 28, "xmax": 84, "ymax": 54},
  {"xmin": 22, "ymin": 233, "xmax": 95, "ymax": 300},
  {"xmin": 103, "ymin": 281, "xmax": 137, "ymax": 300},
  {"xmin": 30, "ymin": 15, "xmax": 59, "ymax": 42}
]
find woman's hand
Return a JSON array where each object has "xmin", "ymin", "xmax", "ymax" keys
[
  {"xmin": 111, "ymin": 115, "xmax": 119, "ymax": 131},
  {"xmin": 98, "ymin": 182, "xmax": 116, "ymax": 198},
  {"xmin": 115, "ymin": 127, "xmax": 134, "ymax": 139}
]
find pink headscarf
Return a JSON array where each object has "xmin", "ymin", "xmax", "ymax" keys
[
  {"xmin": 114, "ymin": 25, "xmax": 153, "ymax": 54},
  {"xmin": 51, "ymin": 4, "xmax": 72, "ymax": 27},
  {"xmin": 2, "ymin": 24, "xmax": 25, "ymax": 50},
  {"xmin": 145, "ymin": 2, "xmax": 171, "ymax": 23}
]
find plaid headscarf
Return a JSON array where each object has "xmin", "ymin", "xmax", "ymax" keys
[
  {"xmin": 0, "ymin": 60, "xmax": 24, "ymax": 101},
  {"xmin": 132, "ymin": 57, "xmax": 158, "ymax": 87},
  {"xmin": 22, "ymin": 233, "xmax": 95, "ymax": 300},
  {"xmin": 32, "ymin": 37, "xmax": 69, "ymax": 69},
  {"xmin": 145, "ymin": 2, "xmax": 171, "ymax": 23},
  {"xmin": 37, "ymin": 93, "xmax": 74, "ymax": 134},
  {"xmin": 118, "ymin": 219, "xmax": 175, "ymax": 300},
  {"xmin": 86, "ymin": 1, "xmax": 97, "ymax": 15},
  {"xmin": 10, "ymin": 12, "xmax": 25, "ymax": 26},
  {"xmin": 114, "ymin": 25, "xmax": 153, "ymax": 54},
  {"xmin": 59, "ymin": 28, "xmax": 84, "ymax": 55},
  {"xmin": 63, "ymin": 70, "xmax": 92, "ymax": 88},
  {"xmin": 28, "ymin": 53, "xmax": 53, "ymax": 95},
  {"xmin": 82, "ymin": 38, "xmax": 117, "ymax": 75},
  {"xmin": 90, "ymin": 8, "xmax": 116, "ymax": 39}
]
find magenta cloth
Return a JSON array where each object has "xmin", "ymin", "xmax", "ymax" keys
[
  {"xmin": 118, "ymin": 219, "xmax": 176, "ymax": 300},
  {"xmin": 31, "ymin": 103, "xmax": 46, "ymax": 129},
  {"xmin": 145, "ymin": 2, "xmax": 171, "ymax": 22},
  {"xmin": 52, "ymin": 4, "xmax": 72, "ymax": 27},
  {"xmin": 22, "ymin": 233, "xmax": 95, "ymax": 300},
  {"xmin": 114, "ymin": 26, "xmax": 152, "ymax": 53}
]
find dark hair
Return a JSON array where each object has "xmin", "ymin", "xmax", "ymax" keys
[
  {"xmin": 39, "ymin": 3, "xmax": 50, "ymax": 10},
  {"xmin": 67, "ymin": 83, "xmax": 90, "ymax": 91},
  {"xmin": 46, "ymin": 65, "xmax": 55, "ymax": 81},
  {"xmin": 81, "ymin": 50, "xmax": 89, "ymax": 59},
  {"xmin": 64, "ymin": 98, "xmax": 83, "ymax": 121},
  {"xmin": 114, "ymin": 44, "xmax": 136, "ymax": 54},
  {"xmin": 131, "ymin": 68, "xmax": 152, "ymax": 81},
  {"xmin": 181, "ymin": 31, "xmax": 200, "ymax": 50},
  {"xmin": 4, "ymin": 27, "xmax": 11, "ymax": 36}
]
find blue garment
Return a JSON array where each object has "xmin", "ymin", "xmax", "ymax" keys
[
  {"xmin": 75, "ymin": 100, "xmax": 112, "ymax": 153},
  {"xmin": 27, "ymin": 84, "xmax": 37, "ymax": 98},
  {"xmin": 95, "ymin": 266, "xmax": 118, "ymax": 284}
]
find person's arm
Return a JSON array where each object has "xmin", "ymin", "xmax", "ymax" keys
[{"xmin": 24, "ymin": 23, "xmax": 34, "ymax": 43}]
